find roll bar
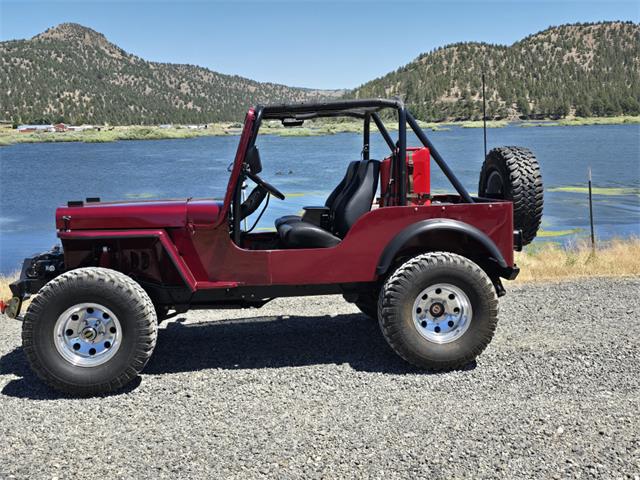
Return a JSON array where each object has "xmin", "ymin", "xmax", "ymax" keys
[
  {"xmin": 248, "ymin": 99, "xmax": 474, "ymax": 207},
  {"xmin": 405, "ymin": 114, "xmax": 474, "ymax": 204}
]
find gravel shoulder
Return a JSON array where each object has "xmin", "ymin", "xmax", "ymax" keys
[{"xmin": 0, "ymin": 277, "xmax": 638, "ymax": 479}]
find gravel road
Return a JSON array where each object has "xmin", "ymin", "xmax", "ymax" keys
[{"xmin": 0, "ymin": 277, "xmax": 638, "ymax": 479}]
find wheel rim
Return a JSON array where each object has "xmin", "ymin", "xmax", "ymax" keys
[
  {"xmin": 54, "ymin": 303, "xmax": 122, "ymax": 367},
  {"xmin": 412, "ymin": 283, "xmax": 473, "ymax": 344}
]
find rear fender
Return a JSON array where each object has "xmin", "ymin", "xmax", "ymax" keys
[{"xmin": 376, "ymin": 218, "xmax": 518, "ymax": 281}]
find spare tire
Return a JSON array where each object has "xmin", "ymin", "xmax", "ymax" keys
[{"xmin": 478, "ymin": 146, "xmax": 543, "ymax": 246}]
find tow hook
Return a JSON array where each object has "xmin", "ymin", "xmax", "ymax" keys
[{"xmin": 1, "ymin": 296, "xmax": 23, "ymax": 320}]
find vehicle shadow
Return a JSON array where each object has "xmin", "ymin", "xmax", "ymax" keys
[
  {"xmin": 1, "ymin": 312, "xmax": 476, "ymax": 400},
  {"xmin": 0, "ymin": 347, "xmax": 142, "ymax": 400}
]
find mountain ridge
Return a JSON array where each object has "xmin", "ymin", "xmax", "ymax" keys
[
  {"xmin": 351, "ymin": 21, "xmax": 639, "ymax": 120},
  {"xmin": 0, "ymin": 22, "xmax": 342, "ymax": 125},
  {"xmin": 1, "ymin": 21, "xmax": 638, "ymax": 124}
]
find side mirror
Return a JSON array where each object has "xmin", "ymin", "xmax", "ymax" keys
[{"xmin": 245, "ymin": 145, "xmax": 262, "ymax": 174}]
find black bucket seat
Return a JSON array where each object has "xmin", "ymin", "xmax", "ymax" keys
[
  {"xmin": 277, "ymin": 159, "xmax": 380, "ymax": 249},
  {"xmin": 274, "ymin": 160, "xmax": 359, "ymax": 229}
]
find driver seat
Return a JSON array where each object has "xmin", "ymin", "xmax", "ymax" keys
[{"xmin": 278, "ymin": 159, "xmax": 380, "ymax": 249}]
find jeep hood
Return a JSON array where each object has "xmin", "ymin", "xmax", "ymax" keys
[{"xmin": 55, "ymin": 199, "xmax": 222, "ymax": 230}]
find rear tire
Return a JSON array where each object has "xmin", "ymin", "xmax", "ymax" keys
[
  {"xmin": 378, "ymin": 252, "xmax": 498, "ymax": 371},
  {"xmin": 22, "ymin": 267, "xmax": 157, "ymax": 396},
  {"xmin": 478, "ymin": 146, "xmax": 543, "ymax": 246}
]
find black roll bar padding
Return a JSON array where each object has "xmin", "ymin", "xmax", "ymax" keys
[
  {"xmin": 405, "ymin": 112, "xmax": 474, "ymax": 204},
  {"xmin": 261, "ymin": 98, "xmax": 403, "ymax": 118},
  {"xmin": 371, "ymin": 113, "xmax": 395, "ymax": 151},
  {"xmin": 398, "ymin": 108, "xmax": 407, "ymax": 206},
  {"xmin": 363, "ymin": 113, "xmax": 370, "ymax": 160}
]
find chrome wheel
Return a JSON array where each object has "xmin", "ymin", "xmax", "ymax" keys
[
  {"xmin": 412, "ymin": 283, "xmax": 472, "ymax": 344},
  {"xmin": 54, "ymin": 303, "xmax": 122, "ymax": 367}
]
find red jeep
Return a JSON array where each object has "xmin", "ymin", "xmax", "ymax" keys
[{"xmin": 3, "ymin": 99, "xmax": 543, "ymax": 395}]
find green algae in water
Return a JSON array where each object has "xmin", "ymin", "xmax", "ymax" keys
[
  {"xmin": 124, "ymin": 192, "xmax": 156, "ymax": 199},
  {"xmin": 548, "ymin": 186, "xmax": 640, "ymax": 196},
  {"xmin": 283, "ymin": 192, "xmax": 307, "ymax": 198},
  {"xmin": 537, "ymin": 228, "xmax": 583, "ymax": 238}
]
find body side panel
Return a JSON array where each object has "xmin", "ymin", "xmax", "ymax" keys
[{"xmin": 182, "ymin": 201, "xmax": 513, "ymax": 287}]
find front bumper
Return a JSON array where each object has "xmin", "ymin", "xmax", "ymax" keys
[{"xmin": 2, "ymin": 246, "xmax": 65, "ymax": 319}]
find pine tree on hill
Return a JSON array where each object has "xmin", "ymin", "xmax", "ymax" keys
[{"xmin": 1, "ymin": 21, "xmax": 638, "ymax": 124}]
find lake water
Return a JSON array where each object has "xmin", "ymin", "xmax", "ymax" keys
[{"xmin": 1, "ymin": 124, "xmax": 639, "ymax": 274}]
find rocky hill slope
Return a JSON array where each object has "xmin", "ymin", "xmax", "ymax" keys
[
  {"xmin": 1, "ymin": 21, "xmax": 637, "ymax": 124},
  {"xmin": 0, "ymin": 23, "xmax": 340, "ymax": 124},
  {"xmin": 351, "ymin": 21, "xmax": 640, "ymax": 120}
]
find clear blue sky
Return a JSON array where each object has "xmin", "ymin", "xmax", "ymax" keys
[{"xmin": 1, "ymin": 0, "xmax": 637, "ymax": 89}]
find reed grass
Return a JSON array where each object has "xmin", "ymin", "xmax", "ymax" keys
[
  {"xmin": 513, "ymin": 238, "xmax": 640, "ymax": 282},
  {"xmin": 0, "ymin": 272, "xmax": 18, "ymax": 302},
  {"xmin": 521, "ymin": 116, "xmax": 640, "ymax": 128},
  {"xmin": 2, "ymin": 116, "xmax": 638, "ymax": 146},
  {"xmin": 459, "ymin": 120, "xmax": 510, "ymax": 128},
  {"xmin": 556, "ymin": 116, "xmax": 640, "ymax": 126}
]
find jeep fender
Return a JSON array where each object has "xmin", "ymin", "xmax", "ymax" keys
[
  {"xmin": 376, "ymin": 218, "xmax": 517, "ymax": 279},
  {"xmin": 58, "ymin": 229, "xmax": 197, "ymax": 290}
]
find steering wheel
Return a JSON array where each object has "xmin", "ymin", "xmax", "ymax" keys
[{"xmin": 245, "ymin": 170, "xmax": 286, "ymax": 200}]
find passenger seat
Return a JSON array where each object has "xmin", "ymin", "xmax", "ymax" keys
[
  {"xmin": 274, "ymin": 160, "xmax": 359, "ymax": 229},
  {"xmin": 277, "ymin": 160, "xmax": 380, "ymax": 249}
]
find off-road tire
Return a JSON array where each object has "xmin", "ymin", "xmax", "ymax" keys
[
  {"xmin": 378, "ymin": 252, "xmax": 498, "ymax": 371},
  {"xmin": 478, "ymin": 146, "xmax": 543, "ymax": 246},
  {"xmin": 22, "ymin": 267, "xmax": 157, "ymax": 396}
]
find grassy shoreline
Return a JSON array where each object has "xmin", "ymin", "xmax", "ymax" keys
[
  {"xmin": 1, "ymin": 239, "xmax": 638, "ymax": 300},
  {"xmin": 1, "ymin": 115, "xmax": 638, "ymax": 146},
  {"xmin": 513, "ymin": 238, "xmax": 640, "ymax": 282}
]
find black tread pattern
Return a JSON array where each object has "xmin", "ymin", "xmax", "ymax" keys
[
  {"xmin": 479, "ymin": 146, "xmax": 544, "ymax": 246},
  {"xmin": 22, "ymin": 267, "xmax": 157, "ymax": 395},
  {"xmin": 378, "ymin": 252, "xmax": 498, "ymax": 371}
]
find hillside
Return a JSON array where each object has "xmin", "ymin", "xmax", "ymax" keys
[
  {"xmin": 1, "ymin": 21, "xmax": 638, "ymax": 124},
  {"xmin": 0, "ymin": 23, "xmax": 340, "ymax": 125},
  {"xmin": 352, "ymin": 21, "xmax": 640, "ymax": 121}
]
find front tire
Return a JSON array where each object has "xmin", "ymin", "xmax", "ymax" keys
[
  {"xmin": 22, "ymin": 267, "xmax": 157, "ymax": 396},
  {"xmin": 378, "ymin": 252, "xmax": 498, "ymax": 371}
]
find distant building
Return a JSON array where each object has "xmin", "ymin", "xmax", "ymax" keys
[{"xmin": 17, "ymin": 124, "xmax": 54, "ymax": 133}]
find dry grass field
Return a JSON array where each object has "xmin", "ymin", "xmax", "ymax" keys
[{"xmin": 514, "ymin": 238, "xmax": 640, "ymax": 282}]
